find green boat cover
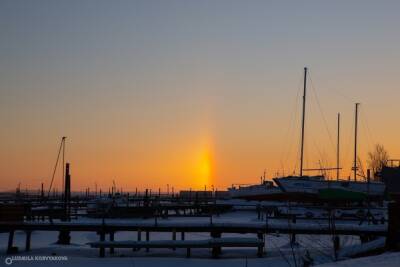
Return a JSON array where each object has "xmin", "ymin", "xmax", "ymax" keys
[{"xmin": 318, "ymin": 188, "xmax": 367, "ymax": 201}]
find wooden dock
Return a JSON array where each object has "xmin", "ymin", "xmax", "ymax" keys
[{"xmin": 0, "ymin": 219, "xmax": 387, "ymax": 257}]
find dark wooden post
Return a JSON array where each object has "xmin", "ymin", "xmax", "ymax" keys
[
  {"xmin": 211, "ymin": 231, "xmax": 222, "ymax": 258},
  {"xmin": 57, "ymin": 163, "xmax": 71, "ymax": 245},
  {"xmin": 146, "ymin": 230, "xmax": 150, "ymax": 252},
  {"xmin": 25, "ymin": 231, "xmax": 32, "ymax": 251},
  {"xmin": 7, "ymin": 230, "xmax": 16, "ymax": 254},
  {"xmin": 134, "ymin": 228, "xmax": 141, "ymax": 251},
  {"xmin": 290, "ymin": 215, "xmax": 297, "ymax": 245},
  {"xmin": 172, "ymin": 229, "xmax": 176, "ymax": 250},
  {"xmin": 181, "ymin": 232, "xmax": 185, "ymax": 241},
  {"xmin": 99, "ymin": 231, "xmax": 105, "ymax": 257},
  {"xmin": 257, "ymin": 232, "xmax": 264, "ymax": 257},
  {"xmin": 334, "ymin": 236, "xmax": 340, "ymax": 260},
  {"xmin": 109, "ymin": 232, "xmax": 115, "ymax": 254}
]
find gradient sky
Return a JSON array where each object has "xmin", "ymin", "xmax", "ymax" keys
[{"xmin": 1, "ymin": 0, "xmax": 400, "ymax": 192}]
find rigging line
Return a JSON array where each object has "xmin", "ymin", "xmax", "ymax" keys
[
  {"xmin": 311, "ymin": 135, "xmax": 330, "ymax": 172},
  {"xmin": 343, "ymin": 115, "xmax": 355, "ymax": 178},
  {"xmin": 308, "ymin": 74, "xmax": 336, "ymax": 152},
  {"xmin": 62, "ymin": 138, "xmax": 65, "ymax": 196},
  {"xmin": 360, "ymin": 108, "xmax": 375, "ymax": 149},
  {"xmin": 282, "ymin": 95, "xmax": 301, "ymax": 169},
  {"xmin": 47, "ymin": 138, "xmax": 64, "ymax": 197},
  {"xmin": 292, "ymin": 120, "xmax": 302, "ymax": 175},
  {"xmin": 281, "ymin": 73, "xmax": 303, "ymax": 168},
  {"xmin": 362, "ymin": 108, "xmax": 376, "ymax": 145},
  {"xmin": 360, "ymin": 114, "xmax": 373, "ymax": 155}
]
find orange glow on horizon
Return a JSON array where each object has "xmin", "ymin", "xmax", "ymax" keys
[{"xmin": 195, "ymin": 146, "xmax": 212, "ymax": 189}]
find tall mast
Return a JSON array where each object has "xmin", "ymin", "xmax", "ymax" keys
[
  {"xmin": 300, "ymin": 67, "xmax": 307, "ymax": 177},
  {"xmin": 353, "ymin": 103, "xmax": 360, "ymax": 181},
  {"xmin": 336, "ymin": 113, "xmax": 340, "ymax": 181}
]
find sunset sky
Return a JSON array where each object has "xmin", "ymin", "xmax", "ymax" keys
[{"xmin": 1, "ymin": 1, "xmax": 400, "ymax": 192}]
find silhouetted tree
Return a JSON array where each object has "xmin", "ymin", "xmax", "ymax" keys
[{"xmin": 367, "ymin": 144, "xmax": 389, "ymax": 180}]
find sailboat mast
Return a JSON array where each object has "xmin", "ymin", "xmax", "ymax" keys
[
  {"xmin": 337, "ymin": 113, "xmax": 340, "ymax": 181},
  {"xmin": 353, "ymin": 103, "xmax": 360, "ymax": 181},
  {"xmin": 300, "ymin": 67, "xmax": 307, "ymax": 177}
]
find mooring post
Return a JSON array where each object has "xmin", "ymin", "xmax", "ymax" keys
[
  {"xmin": 109, "ymin": 231, "xmax": 115, "ymax": 254},
  {"xmin": 25, "ymin": 231, "xmax": 32, "ymax": 251}
]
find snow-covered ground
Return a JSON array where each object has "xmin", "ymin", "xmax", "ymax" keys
[
  {"xmin": 0, "ymin": 211, "xmax": 384, "ymax": 266},
  {"xmin": 317, "ymin": 252, "xmax": 400, "ymax": 267}
]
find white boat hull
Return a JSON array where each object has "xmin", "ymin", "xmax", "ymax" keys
[{"xmin": 274, "ymin": 177, "xmax": 385, "ymax": 197}]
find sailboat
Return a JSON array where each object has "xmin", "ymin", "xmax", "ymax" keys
[
  {"xmin": 228, "ymin": 171, "xmax": 283, "ymax": 201},
  {"xmin": 273, "ymin": 68, "xmax": 386, "ymax": 201}
]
